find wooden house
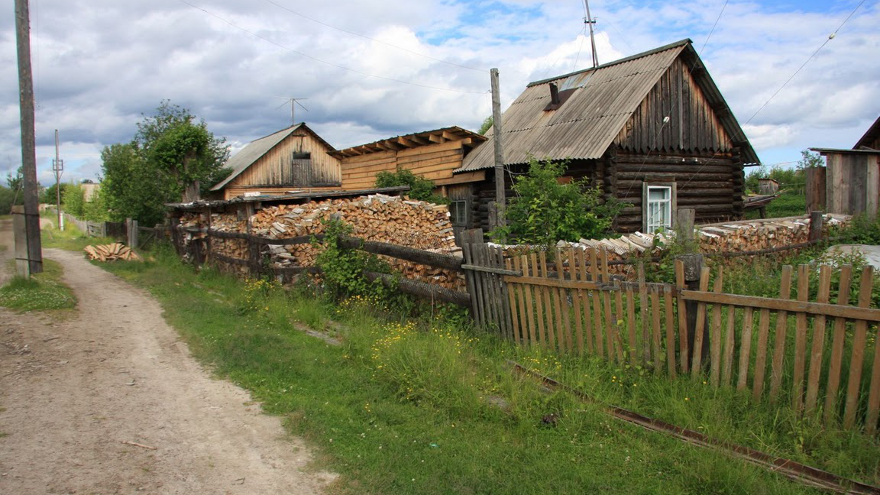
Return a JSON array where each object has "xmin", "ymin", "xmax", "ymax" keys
[
  {"xmin": 455, "ymin": 39, "xmax": 760, "ymax": 234},
  {"xmin": 211, "ymin": 123, "xmax": 341, "ymax": 200},
  {"xmin": 329, "ymin": 126, "xmax": 486, "ymax": 229},
  {"xmin": 810, "ymin": 116, "xmax": 880, "ymax": 218}
]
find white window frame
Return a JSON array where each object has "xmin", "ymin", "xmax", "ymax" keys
[{"xmin": 642, "ymin": 182, "xmax": 677, "ymax": 234}]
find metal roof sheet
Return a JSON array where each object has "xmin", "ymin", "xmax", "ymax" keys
[{"xmin": 457, "ymin": 39, "xmax": 759, "ymax": 173}]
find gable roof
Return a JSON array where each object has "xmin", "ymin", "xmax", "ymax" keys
[
  {"xmin": 210, "ymin": 123, "xmax": 335, "ymax": 191},
  {"xmin": 329, "ymin": 126, "xmax": 486, "ymax": 158},
  {"xmin": 457, "ymin": 39, "xmax": 758, "ymax": 173},
  {"xmin": 854, "ymin": 115, "xmax": 880, "ymax": 150}
]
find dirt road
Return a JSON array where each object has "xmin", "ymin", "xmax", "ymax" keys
[{"xmin": 0, "ymin": 219, "xmax": 336, "ymax": 494}]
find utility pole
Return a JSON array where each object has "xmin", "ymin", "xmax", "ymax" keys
[
  {"xmin": 490, "ymin": 68, "xmax": 506, "ymax": 234},
  {"xmin": 276, "ymin": 97, "xmax": 308, "ymax": 126},
  {"xmin": 53, "ymin": 129, "xmax": 63, "ymax": 231},
  {"xmin": 15, "ymin": 0, "xmax": 42, "ymax": 274},
  {"xmin": 584, "ymin": 0, "xmax": 598, "ymax": 69}
]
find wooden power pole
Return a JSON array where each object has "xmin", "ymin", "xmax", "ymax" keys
[
  {"xmin": 490, "ymin": 68, "xmax": 505, "ymax": 233},
  {"xmin": 15, "ymin": 0, "xmax": 43, "ymax": 274}
]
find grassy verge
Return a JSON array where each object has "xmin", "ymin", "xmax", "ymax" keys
[
  {"xmin": 40, "ymin": 216, "xmax": 115, "ymax": 251},
  {"xmin": 91, "ymin": 244, "xmax": 879, "ymax": 494},
  {"xmin": 0, "ymin": 258, "xmax": 77, "ymax": 312},
  {"xmin": 745, "ymin": 190, "xmax": 807, "ymax": 220}
]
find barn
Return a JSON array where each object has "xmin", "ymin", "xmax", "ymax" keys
[
  {"xmin": 455, "ymin": 38, "xmax": 760, "ymax": 234},
  {"xmin": 211, "ymin": 123, "xmax": 340, "ymax": 200}
]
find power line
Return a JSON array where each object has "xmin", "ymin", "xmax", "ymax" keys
[
  {"xmin": 699, "ymin": 0, "xmax": 729, "ymax": 56},
  {"xmin": 178, "ymin": 0, "xmax": 487, "ymax": 95},
  {"xmin": 744, "ymin": 0, "xmax": 867, "ymax": 125},
  {"xmin": 262, "ymin": 0, "xmax": 486, "ymax": 73}
]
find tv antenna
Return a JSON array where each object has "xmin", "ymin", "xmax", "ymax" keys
[
  {"xmin": 583, "ymin": 0, "xmax": 598, "ymax": 68},
  {"xmin": 275, "ymin": 96, "xmax": 308, "ymax": 126}
]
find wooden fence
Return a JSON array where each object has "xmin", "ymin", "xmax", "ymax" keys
[{"xmin": 461, "ymin": 235, "xmax": 880, "ymax": 433}]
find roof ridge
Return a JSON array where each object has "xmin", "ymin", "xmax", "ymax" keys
[{"xmin": 526, "ymin": 38, "xmax": 692, "ymax": 88}]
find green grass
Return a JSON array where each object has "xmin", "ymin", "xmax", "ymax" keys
[
  {"xmin": 40, "ymin": 216, "xmax": 115, "ymax": 251},
  {"xmin": 745, "ymin": 190, "xmax": 807, "ymax": 220},
  {"xmin": 91, "ymin": 245, "xmax": 877, "ymax": 494},
  {"xmin": 0, "ymin": 259, "xmax": 77, "ymax": 311}
]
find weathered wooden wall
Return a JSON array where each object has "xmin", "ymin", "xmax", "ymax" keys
[
  {"xmin": 340, "ymin": 140, "xmax": 468, "ymax": 190},
  {"xmin": 616, "ymin": 58, "xmax": 734, "ymax": 154},
  {"xmin": 824, "ymin": 153, "xmax": 880, "ymax": 217},
  {"xmin": 224, "ymin": 132, "xmax": 340, "ymax": 199}
]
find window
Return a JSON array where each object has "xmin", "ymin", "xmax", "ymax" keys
[
  {"xmin": 643, "ymin": 183, "xmax": 676, "ymax": 234},
  {"xmin": 448, "ymin": 200, "xmax": 469, "ymax": 227}
]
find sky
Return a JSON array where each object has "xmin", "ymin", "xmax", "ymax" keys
[{"xmin": 1, "ymin": 0, "xmax": 878, "ymax": 186}]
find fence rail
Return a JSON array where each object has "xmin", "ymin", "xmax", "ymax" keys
[{"xmin": 459, "ymin": 229, "xmax": 880, "ymax": 434}]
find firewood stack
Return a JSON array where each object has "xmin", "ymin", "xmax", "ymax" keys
[
  {"xmin": 84, "ymin": 243, "xmax": 140, "ymax": 262},
  {"xmin": 250, "ymin": 195, "xmax": 463, "ymax": 290}
]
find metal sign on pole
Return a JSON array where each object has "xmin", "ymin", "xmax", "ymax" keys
[{"xmin": 53, "ymin": 129, "xmax": 64, "ymax": 230}]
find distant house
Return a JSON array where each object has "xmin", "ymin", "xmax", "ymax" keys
[
  {"xmin": 329, "ymin": 126, "xmax": 487, "ymax": 230},
  {"xmin": 455, "ymin": 39, "xmax": 760, "ymax": 234},
  {"xmin": 757, "ymin": 178, "xmax": 779, "ymax": 195},
  {"xmin": 810, "ymin": 116, "xmax": 880, "ymax": 218},
  {"xmin": 211, "ymin": 123, "xmax": 340, "ymax": 200}
]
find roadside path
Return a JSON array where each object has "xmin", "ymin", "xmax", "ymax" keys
[{"xmin": 0, "ymin": 220, "xmax": 335, "ymax": 494}]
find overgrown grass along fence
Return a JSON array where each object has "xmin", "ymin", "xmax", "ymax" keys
[
  {"xmin": 170, "ymin": 222, "xmax": 880, "ymax": 434},
  {"xmin": 466, "ymin": 242, "xmax": 880, "ymax": 434}
]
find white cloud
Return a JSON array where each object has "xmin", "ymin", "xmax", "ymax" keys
[{"xmin": 0, "ymin": 0, "xmax": 877, "ymax": 182}]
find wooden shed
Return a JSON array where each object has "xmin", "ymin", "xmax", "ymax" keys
[
  {"xmin": 329, "ymin": 127, "xmax": 486, "ymax": 232},
  {"xmin": 811, "ymin": 116, "xmax": 880, "ymax": 218},
  {"xmin": 455, "ymin": 39, "xmax": 760, "ymax": 234},
  {"xmin": 211, "ymin": 123, "xmax": 341, "ymax": 200}
]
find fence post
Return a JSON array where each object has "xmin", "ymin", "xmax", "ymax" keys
[
  {"xmin": 460, "ymin": 229, "xmax": 484, "ymax": 323},
  {"xmin": 808, "ymin": 211, "xmax": 823, "ymax": 243},
  {"xmin": 674, "ymin": 208, "xmax": 708, "ymax": 371}
]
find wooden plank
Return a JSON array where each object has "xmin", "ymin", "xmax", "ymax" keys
[
  {"xmin": 710, "ymin": 268, "xmax": 724, "ymax": 387},
  {"xmin": 866, "ymin": 314, "xmax": 880, "ymax": 434},
  {"xmin": 824, "ymin": 266, "xmax": 853, "ymax": 425},
  {"xmin": 678, "ymin": 291, "xmax": 880, "ymax": 323},
  {"xmin": 805, "ymin": 265, "xmax": 832, "ymax": 414},
  {"xmin": 506, "ymin": 258, "xmax": 522, "ymax": 344},
  {"xmin": 722, "ymin": 305, "xmax": 736, "ymax": 387},
  {"xmin": 555, "ymin": 249, "xmax": 573, "ymax": 352},
  {"xmin": 502, "ymin": 276, "xmax": 604, "ymax": 290},
  {"xmin": 638, "ymin": 263, "xmax": 650, "ymax": 364},
  {"xmin": 651, "ymin": 289, "xmax": 663, "ymax": 374},
  {"xmin": 540, "ymin": 252, "xmax": 558, "ymax": 351},
  {"xmin": 769, "ymin": 266, "xmax": 794, "ymax": 401},
  {"xmin": 520, "ymin": 255, "xmax": 537, "ymax": 346},
  {"xmin": 626, "ymin": 287, "xmax": 638, "ymax": 365},
  {"xmin": 691, "ymin": 267, "xmax": 711, "ymax": 378},
  {"xmin": 675, "ymin": 260, "xmax": 690, "ymax": 374},
  {"xmin": 792, "ymin": 265, "xmax": 810, "ymax": 412},
  {"xmin": 460, "ymin": 233, "xmax": 481, "ymax": 326},
  {"xmin": 591, "ymin": 249, "xmax": 605, "ymax": 359},
  {"xmin": 843, "ymin": 266, "xmax": 875, "ymax": 429},
  {"xmin": 494, "ymin": 247, "xmax": 513, "ymax": 340},
  {"xmin": 753, "ymin": 308, "xmax": 772, "ymax": 400},
  {"xmin": 530, "ymin": 252, "xmax": 548, "ymax": 347},
  {"xmin": 602, "ymin": 250, "xmax": 616, "ymax": 362},
  {"xmin": 737, "ymin": 308, "xmax": 754, "ymax": 391},
  {"xmin": 567, "ymin": 248, "xmax": 584, "ymax": 354},
  {"xmin": 664, "ymin": 286, "xmax": 677, "ymax": 378},
  {"xmin": 614, "ymin": 287, "xmax": 627, "ymax": 364},
  {"xmin": 578, "ymin": 249, "xmax": 594, "ymax": 355}
]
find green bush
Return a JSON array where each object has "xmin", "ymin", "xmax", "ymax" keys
[
  {"xmin": 314, "ymin": 218, "xmax": 392, "ymax": 301},
  {"xmin": 375, "ymin": 168, "xmax": 447, "ymax": 204},
  {"xmin": 493, "ymin": 157, "xmax": 625, "ymax": 245},
  {"xmin": 62, "ymin": 184, "xmax": 86, "ymax": 217}
]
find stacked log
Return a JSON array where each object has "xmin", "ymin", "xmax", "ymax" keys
[{"xmin": 84, "ymin": 243, "xmax": 140, "ymax": 262}]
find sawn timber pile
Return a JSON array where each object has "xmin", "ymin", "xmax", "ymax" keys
[{"xmin": 84, "ymin": 243, "xmax": 140, "ymax": 262}]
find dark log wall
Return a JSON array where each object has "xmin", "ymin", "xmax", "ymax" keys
[{"xmin": 610, "ymin": 149, "xmax": 743, "ymax": 233}]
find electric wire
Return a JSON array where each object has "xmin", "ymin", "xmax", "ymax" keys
[
  {"xmin": 744, "ymin": 0, "xmax": 867, "ymax": 125},
  {"xmin": 262, "ymin": 0, "xmax": 487, "ymax": 73},
  {"xmin": 178, "ymin": 0, "xmax": 487, "ymax": 95},
  {"xmin": 699, "ymin": 0, "xmax": 729, "ymax": 56}
]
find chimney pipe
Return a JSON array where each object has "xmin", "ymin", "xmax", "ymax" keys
[{"xmin": 549, "ymin": 82, "xmax": 560, "ymax": 105}]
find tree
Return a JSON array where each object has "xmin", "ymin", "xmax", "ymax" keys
[
  {"xmin": 62, "ymin": 183, "xmax": 86, "ymax": 217},
  {"xmin": 101, "ymin": 101, "xmax": 230, "ymax": 224},
  {"xmin": 0, "ymin": 185, "xmax": 15, "ymax": 214},
  {"xmin": 477, "ymin": 116, "xmax": 493, "ymax": 135},
  {"xmin": 797, "ymin": 149, "xmax": 824, "ymax": 169},
  {"xmin": 492, "ymin": 157, "xmax": 623, "ymax": 245},
  {"xmin": 40, "ymin": 183, "xmax": 65, "ymax": 205}
]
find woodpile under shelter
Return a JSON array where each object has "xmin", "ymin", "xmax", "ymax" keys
[
  {"xmin": 211, "ymin": 123, "xmax": 340, "ymax": 200},
  {"xmin": 810, "ymin": 115, "xmax": 880, "ymax": 218},
  {"xmin": 455, "ymin": 38, "xmax": 760, "ymax": 234}
]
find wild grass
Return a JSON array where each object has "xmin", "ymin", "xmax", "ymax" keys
[
  {"xmin": 93, "ymin": 245, "xmax": 864, "ymax": 494},
  {"xmin": 744, "ymin": 190, "xmax": 807, "ymax": 220},
  {"xmin": 0, "ymin": 259, "xmax": 77, "ymax": 311},
  {"xmin": 39, "ymin": 216, "xmax": 115, "ymax": 251}
]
